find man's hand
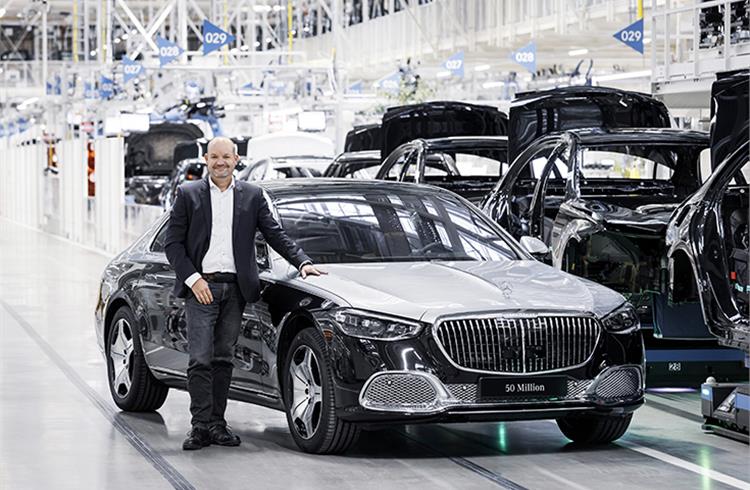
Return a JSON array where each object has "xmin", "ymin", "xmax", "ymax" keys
[
  {"xmin": 300, "ymin": 264, "xmax": 327, "ymax": 279},
  {"xmin": 191, "ymin": 278, "xmax": 214, "ymax": 304}
]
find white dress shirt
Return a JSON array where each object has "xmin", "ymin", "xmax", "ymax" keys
[
  {"xmin": 185, "ymin": 177, "xmax": 236, "ymax": 287},
  {"xmin": 184, "ymin": 177, "xmax": 312, "ymax": 288}
]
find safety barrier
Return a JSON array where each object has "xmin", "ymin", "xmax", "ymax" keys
[
  {"xmin": 0, "ymin": 143, "xmax": 44, "ymax": 229},
  {"xmin": 0, "ymin": 135, "xmax": 164, "ymax": 255}
]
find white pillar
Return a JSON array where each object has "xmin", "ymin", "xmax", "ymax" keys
[{"xmin": 95, "ymin": 137, "xmax": 125, "ymax": 253}]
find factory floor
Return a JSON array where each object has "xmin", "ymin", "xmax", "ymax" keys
[{"xmin": 1, "ymin": 217, "xmax": 749, "ymax": 490}]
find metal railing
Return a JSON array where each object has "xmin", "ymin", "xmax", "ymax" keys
[{"xmin": 651, "ymin": 0, "xmax": 750, "ymax": 89}]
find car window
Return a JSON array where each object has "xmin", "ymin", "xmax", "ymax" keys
[
  {"xmin": 150, "ymin": 222, "xmax": 168, "ymax": 253},
  {"xmin": 344, "ymin": 165, "xmax": 380, "ymax": 179},
  {"xmin": 731, "ymin": 158, "xmax": 750, "ymax": 185},
  {"xmin": 384, "ymin": 151, "xmax": 411, "ymax": 180},
  {"xmin": 700, "ymin": 148, "xmax": 712, "ymax": 183},
  {"xmin": 247, "ymin": 161, "xmax": 268, "ymax": 181},
  {"xmin": 579, "ymin": 149, "xmax": 673, "ymax": 180},
  {"xmin": 276, "ymin": 190, "xmax": 518, "ymax": 264}
]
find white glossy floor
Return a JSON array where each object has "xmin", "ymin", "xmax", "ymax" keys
[{"xmin": 1, "ymin": 217, "xmax": 749, "ymax": 490}]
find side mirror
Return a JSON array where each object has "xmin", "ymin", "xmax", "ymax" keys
[
  {"xmin": 255, "ymin": 234, "xmax": 270, "ymax": 270},
  {"xmin": 519, "ymin": 236, "xmax": 550, "ymax": 258}
]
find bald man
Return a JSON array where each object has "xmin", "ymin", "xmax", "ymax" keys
[{"xmin": 165, "ymin": 137, "xmax": 325, "ymax": 450}]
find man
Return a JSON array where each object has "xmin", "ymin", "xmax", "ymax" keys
[{"xmin": 165, "ymin": 136, "xmax": 325, "ymax": 451}]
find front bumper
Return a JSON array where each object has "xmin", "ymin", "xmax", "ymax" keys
[
  {"xmin": 322, "ymin": 311, "xmax": 646, "ymax": 423},
  {"xmin": 353, "ymin": 365, "xmax": 644, "ymax": 419}
]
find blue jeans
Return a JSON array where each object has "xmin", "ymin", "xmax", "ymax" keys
[{"xmin": 185, "ymin": 282, "xmax": 246, "ymax": 429}]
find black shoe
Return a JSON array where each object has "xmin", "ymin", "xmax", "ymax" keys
[
  {"xmin": 209, "ymin": 425, "xmax": 241, "ymax": 446},
  {"xmin": 182, "ymin": 427, "xmax": 211, "ymax": 450}
]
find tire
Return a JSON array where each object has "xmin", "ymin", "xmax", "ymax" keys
[
  {"xmin": 282, "ymin": 327, "xmax": 360, "ymax": 454},
  {"xmin": 105, "ymin": 306, "xmax": 168, "ymax": 411},
  {"xmin": 557, "ymin": 413, "xmax": 633, "ymax": 444}
]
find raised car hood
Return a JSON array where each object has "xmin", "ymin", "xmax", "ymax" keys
[
  {"xmin": 509, "ymin": 86, "xmax": 671, "ymax": 161},
  {"xmin": 381, "ymin": 101, "xmax": 508, "ymax": 157},
  {"xmin": 344, "ymin": 124, "xmax": 382, "ymax": 152},
  {"xmin": 299, "ymin": 260, "xmax": 624, "ymax": 323},
  {"xmin": 710, "ymin": 70, "xmax": 749, "ymax": 170}
]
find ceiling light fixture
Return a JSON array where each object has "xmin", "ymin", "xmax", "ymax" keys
[
  {"xmin": 474, "ymin": 64, "xmax": 490, "ymax": 72},
  {"xmin": 568, "ymin": 48, "xmax": 589, "ymax": 56}
]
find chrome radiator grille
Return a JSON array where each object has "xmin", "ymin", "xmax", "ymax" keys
[{"xmin": 434, "ymin": 315, "xmax": 600, "ymax": 373}]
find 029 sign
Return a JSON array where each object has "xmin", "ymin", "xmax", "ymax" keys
[
  {"xmin": 619, "ymin": 29, "xmax": 642, "ymax": 43},
  {"xmin": 204, "ymin": 32, "xmax": 228, "ymax": 45}
]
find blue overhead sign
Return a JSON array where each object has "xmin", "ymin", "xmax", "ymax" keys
[
  {"xmin": 347, "ymin": 80, "xmax": 363, "ymax": 94},
  {"xmin": 443, "ymin": 50, "xmax": 465, "ymax": 78},
  {"xmin": 122, "ymin": 56, "xmax": 145, "ymax": 83},
  {"xmin": 202, "ymin": 20, "xmax": 235, "ymax": 55},
  {"xmin": 510, "ymin": 42, "xmax": 536, "ymax": 73},
  {"xmin": 99, "ymin": 76, "xmax": 114, "ymax": 99},
  {"xmin": 156, "ymin": 35, "xmax": 184, "ymax": 67},
  {"xmin": 84, "ymin": 81, "xmax": 95, "ymax": 99},
  {"xmin": 375, "ymin": 71, "xmax": 401, "ymax": 93},
  {"xmin": 613, "ymin": 18, "xmax": 644, "ymax": 54}
]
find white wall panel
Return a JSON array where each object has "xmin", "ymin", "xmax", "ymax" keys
[{"xmin": 94, "ymin": 137, "xmax": 125, "ymax": 254}]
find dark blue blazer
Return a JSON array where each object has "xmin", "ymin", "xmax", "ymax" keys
[{"xmin": 164, "ymin": 177, "xmax": 310, "ymax": 303}]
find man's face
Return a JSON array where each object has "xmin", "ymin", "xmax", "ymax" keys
[{"xmin": 205, "ymin": 139, "xmax": 238, "ymax": 180}]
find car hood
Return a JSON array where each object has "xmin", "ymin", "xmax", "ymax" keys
[{"xmin": 301, "ymin": 260, "xmax": 624, "ymax": 323}]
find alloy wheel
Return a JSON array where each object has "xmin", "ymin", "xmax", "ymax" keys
[
  {"xmin": 289, "ymin": 345, "xmax": 323, "ymax": 440},
  {"xmin": 109, "ymin": 318, "xmax": 134, "ymax": 398}
]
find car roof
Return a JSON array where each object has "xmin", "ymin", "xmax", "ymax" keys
[
  {"xmin": 410, "ymin": 136, "xmax": 508, "ymax": 151},
  {"xmin": 258, "ymin": 177, "xmax": 450, "ymax": 200},
  {"xmin": 562, "ymin": 128, "xmax": 709, "ymax": 145},
  {"xmin": 333, "ymin": 150, "xmax": 381, "ymax": 163}
]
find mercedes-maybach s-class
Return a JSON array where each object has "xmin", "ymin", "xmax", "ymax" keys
[{"xmin": 95, "ymin": 179, "xmax": 644, "ymax": 454}]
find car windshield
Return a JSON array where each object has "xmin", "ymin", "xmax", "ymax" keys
[
  {"xmin": 341, "ymin": 163, "xmax": 380, "ymax": 179},
  {"xmin": 578, "ymin": 144, "xmax": 703, "ymax": 182},
  {"xmin": 424, "ymin": 147, "xmax": 508, "ymax": 178},
  {"xmin": 276, "ymin": 189, "xmax": 519, "ymax": 263}
]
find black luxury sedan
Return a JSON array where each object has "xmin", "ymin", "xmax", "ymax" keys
[{"xmin": 96, "ymin": 179, "xmax": 644, "ymax": 454}]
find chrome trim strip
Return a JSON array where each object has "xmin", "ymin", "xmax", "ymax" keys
[
  {"xmin": 431, "ymin": 311, "xmax": 602, "ymax": 376},
  {"xmin": 150, "ymin": 368, "xmax": 280, "ymax": 400},
  {"xmin": 445, "ymin": 407, "xmax": 593, "ymax": 415}
]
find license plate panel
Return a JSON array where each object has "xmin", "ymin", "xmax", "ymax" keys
[{"xmin": 479, "ymin": 376, "xmax": 568, "ymax": 399}]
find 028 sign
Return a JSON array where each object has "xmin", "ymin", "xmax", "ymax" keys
[
  {"xmin": 159, "ymin": 45, "xmax": 180, "ymax": 58},
  {"xmin": 513, "ymin": 51, "xmax": 535, "ymax": 64}
]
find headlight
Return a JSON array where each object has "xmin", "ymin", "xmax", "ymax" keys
[
  {"xmin": 601, "ymin": 303, "xmax": 640, "ymax": 334},
  {"xmin": 333, "ymin": 308, "xmax": 423, "ymax": 341}
]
